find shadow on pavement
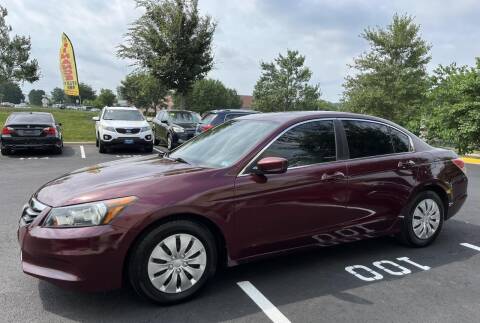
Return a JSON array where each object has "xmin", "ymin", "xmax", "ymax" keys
[
  {"xmin": 2, "ymin": 145, "xmax": 77, "ymax": 159},
  {"xmin": 38, "ymin": 219, "xmax": 480, "ymax": 322}
]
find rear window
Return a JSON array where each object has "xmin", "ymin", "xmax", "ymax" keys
[
  {"xmin": 8, "ymin": 113, "xmax": 53, "ymax": 124},
  {"xmin": 200, "ymin": 113, "xmax": 217, "ymax": 124}
]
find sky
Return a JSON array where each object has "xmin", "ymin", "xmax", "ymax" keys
[{"xmin": 4, "ymin": 0, "xmax": 480, "ymax": 102}]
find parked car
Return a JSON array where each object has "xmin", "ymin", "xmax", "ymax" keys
[
  {"xmin": 195, "ymin": 109, "xmax": 259, "ymax": 135},
  {"xmin": 93, "ymin": 106, "xmax": 153, "ymax": 153},
  {"xmin": 18, "ymin": 112, "xmax": 467, "ymax": 304},
  {"xmin": 152, "ymin": 109, "xmax": 199, "ymax": 150},
  {"xmin": 1, "ymin": 112, "xmax": 63, "ymax": 155}
]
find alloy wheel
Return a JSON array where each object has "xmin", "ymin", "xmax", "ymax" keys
[
  {"xmin": 147, "ymin": 233, "xmax": 207, "ymax": 294},
  {"xmin": 412, "ymin": 198, "xmax": 441, "ymax": 239}
]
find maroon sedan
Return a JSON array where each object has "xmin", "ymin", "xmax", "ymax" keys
[{"xmin": 18, "ymin": 112, "xmax": 468, "ymax": 304}]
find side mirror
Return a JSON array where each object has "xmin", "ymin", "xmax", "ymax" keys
[
  {"xmin": 92, "ymin": 116, "xmax": 100, "ymax": 122},
  {"xmin": 255, "ymin": 157, "xmax": 288, "ymax": 175},
  {"xmin": 147, "ymin": 117, "xmax": 153, "ymax": 122}
]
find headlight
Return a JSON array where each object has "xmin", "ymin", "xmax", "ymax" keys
[
  {"xmin": 140, "ymin": 126, "xmax": 151, "ymax": 132},
  {"xmin": 102, "ymin": 125, "xmax": 115, "ymax": 132},
  {"xmin": 44, "ymin": 196, "xmax": 137, "ymax": 227},
  {"xmin": 172, "ymin": 126, "xmax": 184, "ymax": 133}
]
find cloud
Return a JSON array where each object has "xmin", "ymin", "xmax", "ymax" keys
[{"xmin": 3, "ymin": 0, "xmax": 480, "ymax": 101}]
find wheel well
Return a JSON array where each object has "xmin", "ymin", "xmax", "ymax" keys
[
  {"xmin": 122, "ymin": 213, "xmax": 228, "ymax": 285},
  {"xmin": 420, "ymin": 184, "xmax": 449, "ymax": 215}
]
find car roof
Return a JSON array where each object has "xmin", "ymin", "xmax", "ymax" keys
[
  {"xmin": 104, "ymin": 106, "xmax": 137, "ymax": 110},
  {"xmin": 237, "ymin": 111, "xmax": 409, "ymax": 129},
  {"xmin": 209, "ymin": 109, "xmax": 258, "ymax": 114}
]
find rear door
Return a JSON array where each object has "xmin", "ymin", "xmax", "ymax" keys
[{"xmin": 341, "ymin": 119, "xmax": 419, "ymax": 233}]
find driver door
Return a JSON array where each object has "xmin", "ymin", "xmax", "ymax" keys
[{"xmin": 234, "ymin": 119, "xmax": 351, "ymax": 259}]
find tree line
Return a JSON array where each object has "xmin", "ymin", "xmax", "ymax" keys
[{"xmin": 0, "ymin": 1, "xmax": 477, "ymax": 153}]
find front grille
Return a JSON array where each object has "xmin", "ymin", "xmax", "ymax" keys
[
  {"xmin": 116, "ymin": 128, "xmax": 140, "ymax": 134},
  {"xmin": 20, "ymin": 197, "xmax": 47, "ymax": 226}
]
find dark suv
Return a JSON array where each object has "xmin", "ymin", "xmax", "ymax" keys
[
  {"xmin": 195, "ymin": 109, "xmax": 258, "ymax": 135},
  {"xmin": 153, "ymin": 110, "xmax": 200, "ymax": 150},
  {"xmin": 1, "ymin": 112, "xmax": 63, "ymax": 155}
]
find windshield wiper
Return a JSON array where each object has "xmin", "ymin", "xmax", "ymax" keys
[{"xmin": 165, "ymin": 155, "xmax": 190, "ymax": 164}]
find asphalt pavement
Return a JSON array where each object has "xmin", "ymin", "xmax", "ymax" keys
[{"xmin": 1, "ymin": 144, "xmax": 480, "ymax": 323}]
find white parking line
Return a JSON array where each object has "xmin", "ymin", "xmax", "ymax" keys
[
  {"xmin": 153, "ymin": 147, "xmax": 164, "ymax": 153},
  {"xmin": 80, "ymin": 145, "xmax": 86, "ymax": 159},
  {"xmin": 460, "ymin": 243, "xmax": 480, "ymax": 251},
  {"xmin": 237, "ymin": 281, "xmax": 291, "ymax": 323}
]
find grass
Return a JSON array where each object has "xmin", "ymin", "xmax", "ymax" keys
[{"xmin": 0, "ymin": 106, "xmax": 98, "ymax": 141}]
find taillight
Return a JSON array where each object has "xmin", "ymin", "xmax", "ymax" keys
[
  {"xmin": 43, "ymin": 127, "xmax": 57, "ymax": 136},
  {"xmin": 1, "ymin": 127, "xmax": 14, "ymax": 135},
  {"xmin": 452, "ymin": 158, "xmax": 466, "ymax": 174},
  {"xmin": 201, "ymin": 124, "xmax": 213, "ymax": 132}
]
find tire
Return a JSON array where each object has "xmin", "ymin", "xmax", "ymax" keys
[
  {"xmin": 99, "ymin": 140, "xmax": 107, "ymax": 153},
  {"xmin": 167, "ymin": 134, "xmax": 174, "ymax": 151},
  {"xmin": 96, "ymin": 135, "xmax": 99, "ymax": 147},
  {"xmin": 398, "ymin": 191, "xmax": 444, "ymax": 247},
  {"xmin": 1, "ymin": 147, "xmax": 10, "ymax": 155},
  {"xmin": 144, "ymin": 143, "xmax": 154, "ymax": 153},
  {"xmin": 53, "ymin": 144, "xmax": 63, "ymax": 155},
  {"xmin": 128, "ymin": 220, "xmax": 218, "ymax": 305}
]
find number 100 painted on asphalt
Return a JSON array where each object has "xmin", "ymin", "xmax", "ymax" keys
[{"xmin": 345, "ymin": 257, "xmax": 430, "ymax": 282}]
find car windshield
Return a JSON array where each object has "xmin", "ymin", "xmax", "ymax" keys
[
  {"xmin": 169, "ymin": 111, "xmax": 196, "ymax": 123},
  {"xmin": 103, "ymin": 109, "xmax": 144, "ymax": 121},
  {"xmin": 169, "ymin": 119, "xmax": 278, "ymax": 168}
]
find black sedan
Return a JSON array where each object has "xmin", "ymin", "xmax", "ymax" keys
[
  {"xmin": 152, "ymin": 110, "xmax": 199, "ymax": 150},
  {"xmin": 0, "ymin": 112, "xmax": 63, "ymax": 155}
]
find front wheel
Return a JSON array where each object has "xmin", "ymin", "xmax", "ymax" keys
[
  {"xmin": 128, "ymin": 220, "xmax": 217, "ymax": 304},
  {"xmin": 99, "ymin": 140, "xmax": 107, "ymax": 153},
  {"xmin": 398, "ymin": 191, "xmax": 444, "ymax": 247}
]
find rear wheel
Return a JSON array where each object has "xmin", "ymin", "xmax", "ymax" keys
[
  {"xmin": 128, "ymin": 220, "xmax": 217, "ymax": 304},
  {"xmin": 96, "ymin": 134, "xmax": 99, "ymax": 147},
  {"xmin": 1, "ymin": 147, "xmax": 11, "ymax": 155},
  {"xmin": 398, "ymin": 191, "xmax": 444, "ymax": 247}
]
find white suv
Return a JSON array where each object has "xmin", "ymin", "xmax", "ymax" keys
[{"xmin": 93, "ymin": 106, "xmax": 153, "ymax": 153}]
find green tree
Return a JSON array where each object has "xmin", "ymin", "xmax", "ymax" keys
[
  {"xmin": 0, "ymin": 5, "xmax": 40, "ymax": 83},
  {"xmin": 0, "ymin": 81, "xmax": 24, "ymax": 103},
  {"xmin": 28, "ymin": 89, "xmax": 45, "ymax": 106},
  {"xmin": 176, "ymin": 79, "xmax": 241, "ymax": 114},
  {"xmin": 426, "ymin": 60, "xmax": 480, "ymax": 154},
  {"xmin": 252, "ymin": 50, "xmax": 321, "ymax": 112},
  {"xmin": 118, "ymin": 72, "xmax": 168, "ymax": 110},
  {"xmin": 51, "ymin": 87, "xmax": 65, "ymax": 104},
  {"xmin": 118, "ymin": 0, "xmax": 216, "ymax": 107},
  {"xmin": 342, "ymin": 14, "xmax": 431, "ymax": 131},
  {"xmin": 66, "ymin": 82, "xmax": 96, "ymax": 103},
  {"xmin": 96, "ymin": 89, "xmax": 116, "ymax": 107}
]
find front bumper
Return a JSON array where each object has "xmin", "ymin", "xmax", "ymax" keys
[
  {"xmin": 18, "ymin": 215, "xmax": 133, "ymax": 292},
  {"xmin": 1, "ymin": 136, "xmax": 62, "ymax": 150}
]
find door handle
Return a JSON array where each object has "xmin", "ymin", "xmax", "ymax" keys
[
  {"xmin": 398, "ymin": 160, "xmax": 416, "ymax": 169},
  {"xmin": 321, "ymin": 171, "xmax": 345, "ymax": 181}
]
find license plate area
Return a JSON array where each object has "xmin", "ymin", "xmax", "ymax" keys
[{"xmin": 124, "ymin": 139, "xmax": 134, "ymax": 144}]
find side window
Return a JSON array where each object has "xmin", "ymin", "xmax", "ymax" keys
[
  {"xmin": 258, "ymin": 120, "xmax": 336, "ymax": 168},
  {"xmin": 390, "ymin": 127, "xmax": 411, "ymax": 153},
  {"xmin": 224, "ymin": 113, "xmax": 243, "ymax": 121},
  {"xmin": 342, "ymin": 120, "xmax": 394, "ymax": 158}
]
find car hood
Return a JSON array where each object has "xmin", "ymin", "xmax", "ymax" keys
[
  {"xmin": 102, "ymin": 120, "xmax": 149, "ymax": 128},
  {"xmin": 35, "ymin": 156, "xmax": 209, "ymax": 207}
]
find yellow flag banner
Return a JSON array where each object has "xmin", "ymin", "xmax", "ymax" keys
[{"xmin": 59, "ymin": 33, "xmax": 80, "ymax": 97}]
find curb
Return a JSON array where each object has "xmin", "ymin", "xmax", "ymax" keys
[{"xmin": 461, "ymin": 157, "xmax": 480, "ymax": 165}]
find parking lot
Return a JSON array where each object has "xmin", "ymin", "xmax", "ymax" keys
[{"xmin": 1, "ymin": 145, "xmax": 480, "ymax": 323}]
